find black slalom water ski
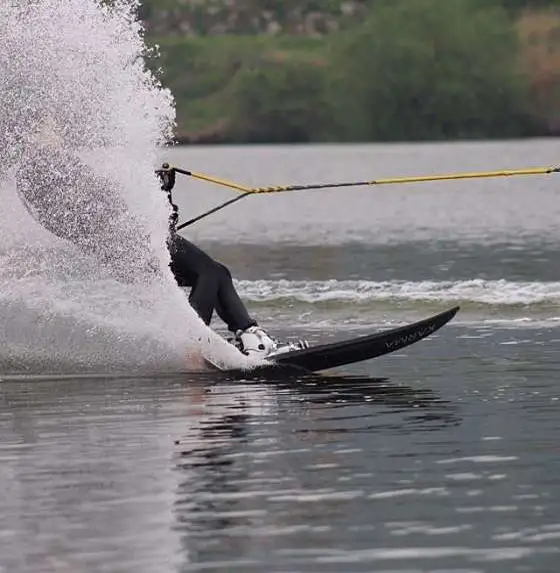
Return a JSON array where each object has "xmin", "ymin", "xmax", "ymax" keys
[
  {"xmin": 207, "ymin": 306, "xmax": 459, "ymax": 374},
  {"xmin": 268, "ymin": 306, "xmax": 459, "ymax": 372}
]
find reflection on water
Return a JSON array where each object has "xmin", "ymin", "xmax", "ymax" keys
[
  {"xmin": 0, "ymin": 373, "xmax": 458, "ymax": 573},
  {"xmin": 171, "ymin": 374, "xmax": 459, "ymax": 571},
  {"xmin": 1, "ymin": 352, "xmax": 560, "ymax": 572}
]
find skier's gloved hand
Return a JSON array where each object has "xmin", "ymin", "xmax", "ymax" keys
[{"xmin": 156, "ymin": 163, "xmax": 176, "ymax": 192}]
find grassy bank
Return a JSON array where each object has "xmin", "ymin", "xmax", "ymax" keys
[
  {"xmin": 146, "ymin": 2, "xmax": 560, "ymax": 143},
  {"xmin": 152, "ymin": 35, "xmax": 325, "ymax": 142}
]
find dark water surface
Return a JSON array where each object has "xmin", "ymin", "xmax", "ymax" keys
[
  {"xmin": 2, "ymin": 348, "xmax": 559, "ymax": 573},
  {"xmin": 1, "ymin": 141, "xmax": 560, "ymax": 572}
]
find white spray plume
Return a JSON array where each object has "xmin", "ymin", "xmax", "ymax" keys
[{"xmin": 0, "ymin": 0, "xmax": 252, "ymax": 373}]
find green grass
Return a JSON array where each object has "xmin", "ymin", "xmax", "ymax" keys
[{"xmin": 146, "ymin": 35, "xmax": 325, "ymax": 140}]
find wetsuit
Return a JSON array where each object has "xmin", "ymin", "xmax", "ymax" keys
[{"xmin": 159, "ymin": 169, "xmax": 257, "ymax": 333}]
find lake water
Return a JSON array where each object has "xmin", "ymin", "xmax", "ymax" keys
[{"xmin": 1, "ymin": 140, "xmax": 560, "ymax": 572}]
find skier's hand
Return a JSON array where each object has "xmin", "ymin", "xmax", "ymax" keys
[{"xmin": 156, "ymin": 163, "xmax": 176, "ymax": 192}]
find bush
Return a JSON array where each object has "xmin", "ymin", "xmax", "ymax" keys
[
  {"xmin": 150, "ymin": 35, "xmax": 328, "ymax": 141},
  {"xmin": 228, "ymin": 57, "xmax": 329, "ymax": 142},
  {"xmin": 327, "ymin": 0, "xmax": 538, "ymax": 140}
]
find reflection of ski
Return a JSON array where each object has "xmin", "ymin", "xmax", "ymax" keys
[{"xmin": 207, "ymin": 307, "xmax": 459, "ymax": 373}]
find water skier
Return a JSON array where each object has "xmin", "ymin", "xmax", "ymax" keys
[{"xmin": 12, "ymin": 121, "xmax": 283, "ymax": 357}]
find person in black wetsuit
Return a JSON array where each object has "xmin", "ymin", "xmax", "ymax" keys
[
  {"xmin": 156, "ymin": 164, "xmax": 278, "ymax": 357},
  {"xmin": 12, "ymin": 124, "xmax": 279, "ymax": 357}
]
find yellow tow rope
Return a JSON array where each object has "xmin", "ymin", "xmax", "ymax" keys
[
  {"xmin": 166, "ymin": 164, "xmax": 560, "ymax": 229},
  {"xmin": 173, "ymin": 166, "xmax": 253, "ymax": 193},
  {"xmin": 174, "ymin": 165, "xmax": 559, "ymax": 195}
]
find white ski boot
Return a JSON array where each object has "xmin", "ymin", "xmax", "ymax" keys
[
  {"xmin": 236, "ymin": 326, "xmax": 309, "ymax": 359},
  {"xmin": 236, "ymin": 326, "xmax": 278, "ymax": 358}
]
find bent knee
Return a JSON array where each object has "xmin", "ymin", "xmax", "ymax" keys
[
  {"xmin": 214, "ymin": 262, "xmax": 232, "ymax": 282},
  {"xmin": 190, "ymin": 260, "xmax": 232, "ymax": 286}
]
